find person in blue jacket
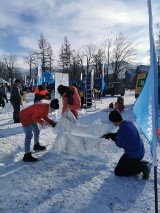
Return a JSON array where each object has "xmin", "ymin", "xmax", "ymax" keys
[{"xmin": 101, "ymin": 110, "xmax": 151, "ymax": 180}]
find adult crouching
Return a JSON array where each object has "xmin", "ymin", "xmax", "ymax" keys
[{"xmin": 19, "ymin": 99, "xmax": 59, "ymax": 162}]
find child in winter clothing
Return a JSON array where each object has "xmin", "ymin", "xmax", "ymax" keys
[
  {"xmin": 115, "ymin": 96, "xmax": 125, "ymax": 112},
  {"xmin": 101, "ymin": 110, "xmax": 151, "ymax": 179},
  {"xmin": 19, "ymin": 99, "xmax": 59, "ymax": 162},
  {"xmin": 57, "ymin": 85, "xmax": 81, "ymax": 119}
]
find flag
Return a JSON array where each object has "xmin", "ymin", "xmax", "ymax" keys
[
  {"xmin": 133, "ymin": 0, "xmax": 158, "ymax": 164},
  {"xmin": 38, "ymin": 61, "xmax": 42, "ymax": 85},
  {"xmin": 133, "ymin": 69, "xmax": 152, "ymax": 142}
]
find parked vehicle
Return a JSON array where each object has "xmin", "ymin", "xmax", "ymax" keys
[
  {"xmin": 135, "ymin": 73, "xmax": 147, "ymax": 98},
  {"xmin": 105, "ymin": 82, "xmax": 125, "ymax": 96}
]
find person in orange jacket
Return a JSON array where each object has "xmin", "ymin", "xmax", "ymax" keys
[
  {"xmin": 57, "ymin": 85, "xmax": 81, "ymax": 119},
  {"xmin": 34, "ymin": 85, "xmax": 50, "ymax": 103},
  {"xmin": 19, "ymin": 99, "xmax": 59, "ymax": 162}
]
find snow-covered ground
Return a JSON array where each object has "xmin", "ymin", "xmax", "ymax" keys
[{"xmin": 0, "ymin": 90, "xmax": 160, "ymax": 213}]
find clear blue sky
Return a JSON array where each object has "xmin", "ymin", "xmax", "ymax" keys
[{"xmin": 0, "ymin": 0, "xmax": 159, "ymax": 68}]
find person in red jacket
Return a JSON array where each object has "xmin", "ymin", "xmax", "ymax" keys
[
  {"xmin": 57, "ymin": 85, "xmax": 81, "ymax": 119},
  {"xmin": 19, "ymin": 99, "xmax": 59, "ymax": 162}
]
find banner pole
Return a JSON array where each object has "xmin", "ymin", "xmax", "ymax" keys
[{"xmin": 154, "ymin": 166, "xmax": 158, "ymax": 213}]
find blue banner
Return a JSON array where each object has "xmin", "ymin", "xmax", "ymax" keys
[
  {"xmin": 133, "ymin": 69, "xmax": 152, "ymax": 143},
  {"xmin": 133, "ymin": 0, "xmax": 158, "ymax": 160}
]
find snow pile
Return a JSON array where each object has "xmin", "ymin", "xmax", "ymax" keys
[
  {"xmin": 53, "ymin": 134, "xmax": 105, "ymax": 159},
  {"xmin": 52, "ymin": 109, "xmax": 109, "ymax": 159}
]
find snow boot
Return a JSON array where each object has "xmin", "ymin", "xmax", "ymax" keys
[
  {"xmin": 141, "ymin": 163, "xmax": 151, "ymax": 180},
  {"xmin": 33, "ymin": 143, "xmax": 46, "ymax": 152},
  {"xmin": 22, "ymin": 152, "xmax": 38, "ymax": 162}
]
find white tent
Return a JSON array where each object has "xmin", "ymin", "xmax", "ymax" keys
[{"xmin": 0, "ymin": 78, "xmax": 9, "ymax": 84}]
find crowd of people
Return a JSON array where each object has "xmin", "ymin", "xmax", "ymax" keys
[{"xmin": 0, "ymin": 79, "xmax": 151, "ymax": 180}]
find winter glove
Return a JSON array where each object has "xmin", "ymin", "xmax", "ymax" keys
[
  {"xmin": 101, "ymin": 133, "xmax": 112, "ymax": 139},
  {"xmin": 100, "ymin": 133, "xmax": 118, "ymax": 141},
  {"xmin": 41, "ymin": 121, "xmax": 49, "ymax": 127},
  {"xmin": 49, "ymin": 120, "xmax": 57, "ymax": 128},
  {"xmin": 110, "ymin": 133, "xmax": 118, "ymax": 142}
]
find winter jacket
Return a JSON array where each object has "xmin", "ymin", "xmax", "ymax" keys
[
  {"xmin": 0, "ymin": 86, "xmax": 6, "ymax": 98},
  {"xmin": 115, "ymin": 120, "xmax": 145, "ymax": 158},
  {"xmin": 10, "ymin": 83, "xmax": 22, "ymax": 104},
  {"xmin": 19, "ymin": 103, "xmax": 53, "ymax": 127},
  {"xmin": 34, "ymin": 87, "xmax": 49, "ymax": 103},
  {"xmin": 61, "ymin": 86, "xmax": 81, "ymax": 118},
  {"xmin": 34, "ymin": 87, "xmax": 49, "ymax": 96}
]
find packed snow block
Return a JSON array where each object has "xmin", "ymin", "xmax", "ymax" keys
[
  {"xmin": 53, "ymin": 133, "xmax": 105, "ymax": 159},
  {"xmin": 71, "ymin": 119, "xmax": 108, "ymax": 138},
  {"xmin": 52, "ymin": 108, "xmax": 109, "ymax": 159},
  {"xmin": 53, "ymin": 108, "xmax": 78, "ymax": 134},
  {"xmin": 52, "ymin": 110, "xmax": 109, "ymax": 159}
]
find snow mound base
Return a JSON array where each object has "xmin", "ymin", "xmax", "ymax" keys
[{"xmin": 52, "ymin": 109, "xmax": 109, "ymax": 159}]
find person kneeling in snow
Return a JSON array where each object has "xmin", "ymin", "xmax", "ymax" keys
[
  {"xmin": 19, "ymin": 99, "xmax": 59, "ymax": 162},
  {"xmin": 101, "ymin": 110, "xmax": 151, "ymax": 180}
]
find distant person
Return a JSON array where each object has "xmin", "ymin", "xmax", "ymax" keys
[
  {"xmin": 19, "ymin": 99, "xmax": 59, "ymax": 162},
  {"xmin": 34, "ymin": 85, "xmax": 50, "ymax": 103},
  {"xmin": 47, "ymin": 83, "xmax": 53, "ymax": 98},
  {"xmin": 0, "ymin": 83, "xmax": 8, "ymax": 103},
  {"xmin": 5, "ymin": 83, "xmax": 10, "ymax": 93},
  {"xmin": 101, "ymin": 110, "xmax": 151, "ymax": 180},
  {"xmin": 10, "ymin": 79, "xmax": 23, "ymax": 123},
  {"xmin": 57, "ymin": 85, "xmax": 81, "ymax": 119},
  {"xmin": 94, "ymin": 86, "xmax": 101, "ymax": 100},
  {"xmin": 79, "ymin": 83, "xmax": 85, "ymax": 108},
  {"xmin": 115, "ymin": 96, "xmax": 125, "ymax": 112}
]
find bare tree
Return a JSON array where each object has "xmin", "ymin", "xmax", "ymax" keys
[
  {"xmin": 73, "ymin": 49, "xmax": 86, "ymax": 78},
  {"xmin": 111, "ymin": 32, "xmax": 136, "ymax": 81},
  {"xmin": 0, "ymin": 60, "xmax": 7, "ymax": 80},
  {"xmin": 24, "ymin": 50, "xmax": 37, "ymax": 80},
  {"xmin": 105, "ymin": 32, "xmax": 113, "ymax": 83},
  {"xmin": 93, "ymin": 46, "xmax": 105, "ymax": 77},
  {"xmin": 2, "ymin": 54, "xmax": 17, "ymax": 82},
  {"xmin": 68, "ymin": 49, "xmax": 84, "ymax": 81},
  {"xmin": 83, "ymin": 44, "xmax": 96, "ymax": 75}
]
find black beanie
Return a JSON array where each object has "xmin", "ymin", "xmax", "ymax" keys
[
  {"xmin": 109, "ymin": 110, "xmax": 122, "ymax": 122},
  {"xmin": 57, "ymin": 85, "xmax": 67, "ymax": 95},
  {"xmin": 50, "ymin": 99, "xmax": 59, "ymax": 110},
  {"xmin": 38, "ymin": 85, "xmax": 44, "ymax": 91}
]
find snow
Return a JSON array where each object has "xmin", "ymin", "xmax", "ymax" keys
[{"xmin": 0, "ymin": 90, "xmax": 160, "ymax": 213}]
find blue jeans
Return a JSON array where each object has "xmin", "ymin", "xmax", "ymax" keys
[{"xmin": 23, "ymin": 122, "xmax": 40, "ymax": 153}]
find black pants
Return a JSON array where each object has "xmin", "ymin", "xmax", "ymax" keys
[
  {"xmin": 11, "ymin": 102, "xmax": 20, "ymax": 122},
  {"xmin": 114, "ymin": 153, "xmax": 145, "ymax": 177}
]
